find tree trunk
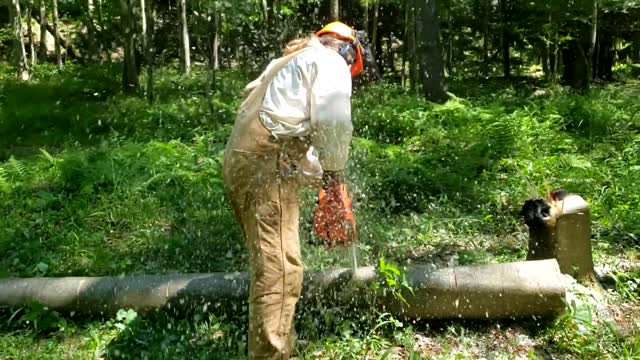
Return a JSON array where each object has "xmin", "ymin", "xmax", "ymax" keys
[
  {"xmin": 141, "ymin": 0, "xmax": 153, "ymax": 103},
  {"xmin": 0, "ymin": 260, "xmax": 567, "ymax": 320},
  {"xmin": 500, "ymin": 0, "xmax": 510, "ymax": 78},
  {"xmin": 401, "ymin": 0, "xmax": 410, "ymax": 87},
  {"xmin": 445, "ymin": 11, "xmax": 453, "ymax": 76},
  {"xmin": 10, "ymin": 0, "xmax": 30, "ymax": 80},
  {"xmin": 409, "ymin": 1, "xmax": 418, "ymax": 92},
  {"xmin": 371, "ymin": 1, "xmax": 380, "ymax": 71},
  {"xmin": 120, "ymin": 0, "xmax": 139, "ymax": 93},
  {"xmin": 208, "ymin": 8, "xmax": 220, "ymax": 115},
  {"xmin": 481, "ymin": 0, "xmax": 490, "ymax": 76},
  {"xmin": 415, "ymin": 0, "xmax": 448, "ymax": 103},
  {"xmin": 363, "ymin": 0, "xmax": 369, "ymax": 31},
  {"xmin": 179, "ymin": 0, "xmax": 191, "ymax": 75},
  {"xmin": 588, "ymin": 0, "xmax": 598, "ymax": 65},
  {"xmin": 52, "ymin": 0, "xmax": 62, "ymax": 70},
  {"xmin": 83, "ymin": 0, "xmax": 98, "ymax": 62},
  {"xmin": 26, "ymin": 0, "xmax": 36, "ymax": 66},
  {"xmin": 561, "ymin": 0, "xmax": 596, "ymax": 90},
  {"xmin": 38, "ymin": 0, "xmax": 46, "ymax": 60},
  {"xmin": 542, "ymin": 41, "xmax": 550, "ymax": 79},
  {"xmin": 329, "ymin": 0, "xmax": 339, "ymax": 21}
]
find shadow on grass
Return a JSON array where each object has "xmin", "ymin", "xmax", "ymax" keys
[{"xmin": 0, "ymin": 63, "xmax": 243, "ymax": 161}]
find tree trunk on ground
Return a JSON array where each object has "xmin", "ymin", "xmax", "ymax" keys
[
  {"xmin": 179, "ymin": 0, "xmax": 191, "ymax": 75},
  {"xmin": 141, "ymin": 0, "xmax": 153, "ymax": 103},
  {"xmin": 38, "ymin": 0, "xmax": 46, "ymax": 60},
  {"xmin": 26, "ymin": 0, "xmax": 36, "ymax": 66},
  {"xmin": 415, "ymin": 0, "xmax": 448, "ymax": 103},
  {"xmin": 120, "ymin": 0, "xmax": 139, "ymax": 93},
  {"xmin": 0, "ymin": 260, "xmax": 567, "ymax": 319},
  {"xmin": 52, "ymin": 0, "xmax": 62, "ymax": 70},
  {"xmin": 10, "ymin": 0, "xmax": 30, "ymax": 80},
  {"xmin": 329, "ymin": 0, "xmax": 339, "ymax": 21},
  {"xmin": 500, "ymin": 0, "xmax": 510, "ymax": 78}
]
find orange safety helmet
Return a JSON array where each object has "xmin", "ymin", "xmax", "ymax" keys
[{"xmin": 316, "ymin": 21, "xmax": 364, "ymax": 77}]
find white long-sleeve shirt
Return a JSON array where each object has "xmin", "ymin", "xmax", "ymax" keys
[{"xmin": 258, "ymin": 38, "xmax": 353, "ymax": 171}]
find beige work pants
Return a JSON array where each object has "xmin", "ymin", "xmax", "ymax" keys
[{"xmin": 223, "ymin": 116, "xmax": 310, "ymax": 359}]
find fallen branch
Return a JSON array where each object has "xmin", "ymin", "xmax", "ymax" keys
[{"xmin": 0, "ymin": 260, "xmax": 567, "ymax": 320}]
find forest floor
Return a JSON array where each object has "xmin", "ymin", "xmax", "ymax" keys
[{"xmin": 0, "ymin": 64, "xmax": 638, "ymax": 359}]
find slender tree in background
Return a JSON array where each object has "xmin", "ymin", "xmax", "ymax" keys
[
  {"xmin": 26, "ymin": 0, "xmax": 36, "ymax": 66},
  {"xmin": 500, "ymin": 0, "xmax": 510, "ymax": 78},
  {"xmin": 207, "ymin": 4, "xmax": 220, "ymax": 114},
  {"xmin": 82, "ymin": 0, "xmax": 98, "ymax": 62},
  {"xmin": 141, "ymin": 0, "xmax": 154, "ymax": 103},
  {"xmin": 10, "ymin": 0, "xmax": 30, "ymax": 80},
  {"xmin": 120, "ymin": 0, "xmax": 139, "ymax": 93},
  {"xmin": 179, "ymin": 0, "xmax": 191, "ymax": 75},
  {"xmin": 329, "ymin": 0, "xmax": 339, "ymax": 21},
  {"xmin": 52, "ymin": 0, "xmax": 62, "ymax": 70},
  {"xmin": 415, "ymin": 0, "xmax": 448, "ymax": 103},
  {"xmin": 38, "ymin": 0, "xmax": 47, "ymax": 60}
]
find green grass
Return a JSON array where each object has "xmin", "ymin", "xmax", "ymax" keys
[{"xmin": 0, "ymin": 63, "xmax": 639, "ymax": 359}]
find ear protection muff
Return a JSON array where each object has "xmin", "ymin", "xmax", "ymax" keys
[
  {"xmin": 339, "ymin": 42, "xmax": 357, "ymax": 65},
  {"xmin": 338, "ymin": 38, "xmax": 363, "ymax": 77}
]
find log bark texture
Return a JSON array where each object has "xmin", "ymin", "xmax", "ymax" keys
[{"xmin": 0, "ymin": 260, "xmax": 566, "ymax": 319}]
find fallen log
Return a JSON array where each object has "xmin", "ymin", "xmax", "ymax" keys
[{"xmin": 0, "ymin": 260, "xmax": 567, "ymax": 320}]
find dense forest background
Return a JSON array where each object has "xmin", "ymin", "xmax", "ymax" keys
[{"xmin": 0, "ymin": 0, "xmax": 639, "ymax": 359}]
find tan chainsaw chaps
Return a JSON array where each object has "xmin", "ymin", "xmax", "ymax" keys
[{"xmin": 222, "ymin": 47, "xmax": 320, "ymax": 359}]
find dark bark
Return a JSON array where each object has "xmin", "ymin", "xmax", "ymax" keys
[
  {"xmin": 561, "ymin": 0, "xmax": 596, "ymax": 90},
  {"xmin": 595, "ymin": 33, "xmax": 614, "ymax": 81},
  {"xmin": 415, "ymin": 0, "xmax": 448, "ymax": 103},
  {"xmin": 38, "ymin": 0, "xmax": 46, "ymax": 60},
  {"xmin": 500, "ymin": 0, "xmax": 510, "ymax": 78},
  {"xmin": 562, "ymin": 41, "xmax": 590, "ymax": 90},
  {"xmin": 409, "ymin": 2, "xmax": 417, "ymax": 92},
  {"xmin": 371, "ymin": 1, "xmax": 380, "ymax": 72},
  {"xmin": 481, "ymin": 0, "xmax": 490, "ymax": 76},
  {"xmin": 120, "ymin": 0, "xmax": 139, "ymax": 93}
]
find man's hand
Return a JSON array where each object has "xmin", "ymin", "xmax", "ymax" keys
[{"xmin": 313, "ymin": 183, "xmax": 357, "ymax": 248}]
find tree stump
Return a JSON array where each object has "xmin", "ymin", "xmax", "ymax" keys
[{"xmin": 527, "ymin": 194, "xmax": 595, "ymax": 282}]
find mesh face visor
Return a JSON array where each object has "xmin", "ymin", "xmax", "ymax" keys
[{"xmin": 316, "ymin": 21, "xmax": 364, "ymax": 77}]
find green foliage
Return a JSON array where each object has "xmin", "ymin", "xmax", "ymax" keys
[
  {"xmin": 375, "ymin": 257, "xmax": 414, "ymax": 305},
  {"xmin": 1, "ymin": 66, "xmax": 639, "ymax": 358}
]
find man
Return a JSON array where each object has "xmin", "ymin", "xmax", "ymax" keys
[{"xmin": 223, "ymin": 21, "xmax": 364, "ymax": 359}]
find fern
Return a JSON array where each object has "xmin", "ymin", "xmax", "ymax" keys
[
  {"xmin": 39, "ymin": 148, "xmax": 57, "ymax": 166},
  {"xmin": 0, "ymin": 166, "xmax": 9, "ymax": 192},
  {"xmin": 5, "ymin": 157, "xmax": 27, "ymax": 180}
]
